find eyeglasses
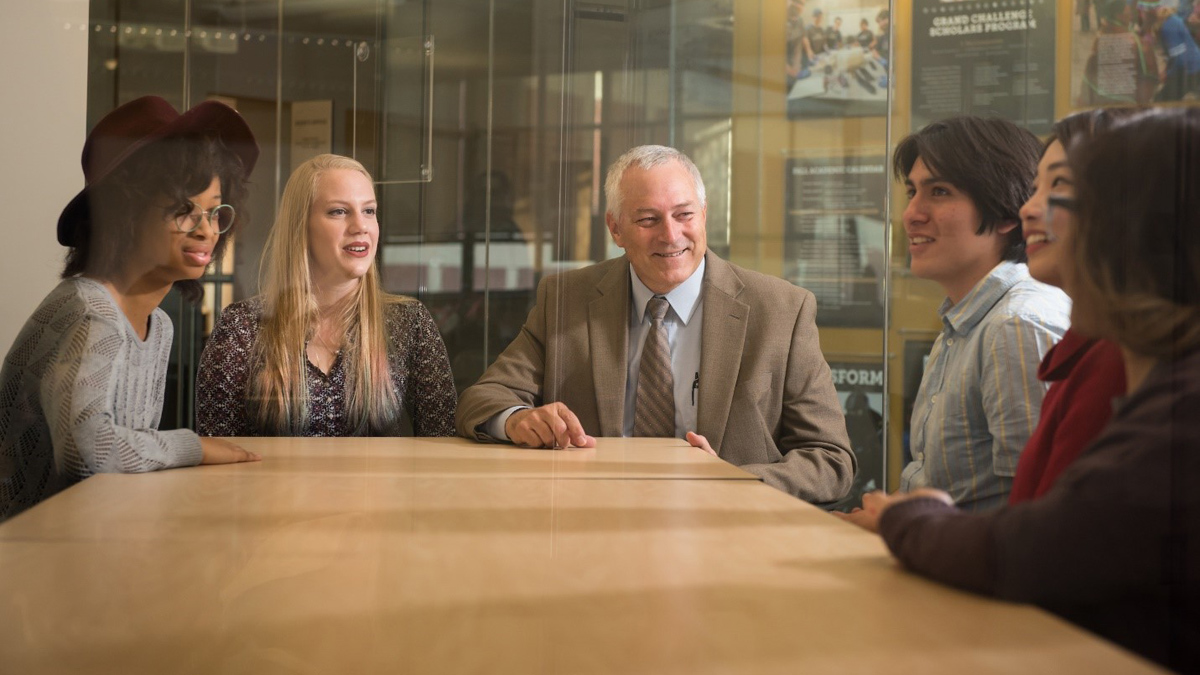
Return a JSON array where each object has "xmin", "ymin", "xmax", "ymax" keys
[{"xmin": 168, "ymin": 203, "xmax": 236, "ymax": 234}]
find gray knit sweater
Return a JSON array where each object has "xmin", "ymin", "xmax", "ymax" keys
[{"xmin": 0, "ymin": 278, "xmax": 202, "ymax": 521}]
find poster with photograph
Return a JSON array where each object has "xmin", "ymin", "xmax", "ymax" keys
[
  {"xmin": 829, "ymin": 361, "xmax": 885, "ymax": 505},
  {"xmin": 1071, "ymin": 0, "xmax": 1200, "ymax": 105},
  {"xmin": 786, "ymin": 0, "xmax": 891, "ymax": 118},
  {"xmin": 911, "ymin": 0, "xmax": 1056, "ymax": 134},
  {"xmin": 784, "ymin": 155, "xmax": 886, "ymax": 327}
]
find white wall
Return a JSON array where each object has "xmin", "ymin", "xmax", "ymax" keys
[{"xmin": 0, "ymin": 0, "xmax": 90, "ymax": 355}]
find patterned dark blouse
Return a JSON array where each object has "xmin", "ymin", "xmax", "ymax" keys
[{"xmin": 196, "ymin": 297, "xmax": 457, "ymax": 437}]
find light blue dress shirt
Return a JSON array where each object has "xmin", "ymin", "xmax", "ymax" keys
[
  {"xmin": 623, "ymin": 258, "xmax": 705, "ymax": 438},
  {"xmin": 484, "ymin": 259, "xmax": 706, "ymax": 441},
  {"xmin": 899, "ymin": 261, "xmax": 1071, "ymax": 512}
]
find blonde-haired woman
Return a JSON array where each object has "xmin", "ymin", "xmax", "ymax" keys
[{"xmin": 197, "ymin": 154, "xmax": 456, "ymax": 436}]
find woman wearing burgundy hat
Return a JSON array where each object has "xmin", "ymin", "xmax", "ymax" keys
[{"xmin": 0, "ymin": 96, "xmax": 262, "ymax": 521}]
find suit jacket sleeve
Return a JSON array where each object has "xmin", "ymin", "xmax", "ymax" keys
[
  {"xmin": 455, "ymin": 277, "xmax": 551, "ymax": 441},
  {"xmin": 735, "ymin": 288, "xmax": 856, "ymax": 502}
]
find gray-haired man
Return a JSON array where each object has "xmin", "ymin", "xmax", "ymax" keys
[{"xmin": 455, "ymin": 145, "xmax": 855, "ymax": 502}]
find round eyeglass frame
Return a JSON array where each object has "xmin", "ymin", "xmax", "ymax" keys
[{"xmin": 173, "ymin": 203, "xmax": 236, "ymax": 235}]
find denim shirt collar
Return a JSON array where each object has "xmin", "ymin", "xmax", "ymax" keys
[{"xmin": 938, "ymin": 261, "xmax": 1028, "ymax": 335}]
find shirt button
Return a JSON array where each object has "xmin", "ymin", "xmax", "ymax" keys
[
  {"xmin": 917, "ymin": 452, "xmax": 924, "ymax": 461},
  {"xmin": 947, "ymin": 338, "xmax": 954, "ymax": 345},
  {"xmin": 931, "ymin": 395, "xmax": 937, "ymax": 404}
]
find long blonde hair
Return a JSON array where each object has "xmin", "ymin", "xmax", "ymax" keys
[{"xmin": 251, "ymin": 154, "xmax": 404, "ymax": 435}]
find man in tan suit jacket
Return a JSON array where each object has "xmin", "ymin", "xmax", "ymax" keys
[{"xmin": 456, "ymin": 146, "xmax": 855, "ymax": 502}]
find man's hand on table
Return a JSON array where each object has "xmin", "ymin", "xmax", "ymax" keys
[
  {"xmin": 685, "ymin": 432, "xmax": 718, "ymax": 456},
  {"xmin": 505, "ymin": 403, "xmax": 596, "ymax": 449},
  {"xmin": 200, "ymin": 437, "xmax": 262, "ymax": 464},
  {"xmin": 833, "ymin": 488, "xmax": 954, "ymax": 533}
]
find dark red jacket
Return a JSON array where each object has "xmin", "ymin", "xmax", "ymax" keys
[{"xmin": 1008, "ymin": 330, "xmax": 1126, "ymax": 503}]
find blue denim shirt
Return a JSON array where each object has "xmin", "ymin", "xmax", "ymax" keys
[{"xmin": 900, "ymin": 262, "xmax": 1071, "ymax": 512}]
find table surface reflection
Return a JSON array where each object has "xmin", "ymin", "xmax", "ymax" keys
[
  {"xmin": 0, "ymin": 438, "xmax": 1167, "ymax": 674},
  {"xmin": 190, "ymin": 435, "xmax": 759, "ymax": 480}
]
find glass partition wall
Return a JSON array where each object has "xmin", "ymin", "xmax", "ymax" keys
[{"xmin": 86, "ymin": 0, "xmax": 1117, "ymax": 507}]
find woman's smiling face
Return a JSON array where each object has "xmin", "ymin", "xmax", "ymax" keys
[
  {"xmin": 1019, "ymin": 140, "xmax": 1076, "ymax": 292},
  {"xmin": 306, "ymin": 168, "xmax": 379, "ymax": 290}
]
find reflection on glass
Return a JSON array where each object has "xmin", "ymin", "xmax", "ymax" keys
[{"xmin": 76, "ymin": 0, "xmax": 925, "ymax": 505}]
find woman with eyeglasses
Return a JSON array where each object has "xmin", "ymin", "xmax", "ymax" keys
[
  {"xmin": 0, "ymin": 96, "xmax": 262, "ymax": 521},
  {"xmin": 195, "ymin": 154, "xmax": 456, "ymax": 437},
  {"xmin": 841, "ymin": 107, "xmax": 1200, "ymax": 672}
]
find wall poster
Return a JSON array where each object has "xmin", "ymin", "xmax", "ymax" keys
[
  {"xmin": 786, "ymin": 0, "xmax": 891, "ymax": 118},
  {"xmin": 829, "ymin": 361, "xmax": 886, "ymax": 505},
  {"xmin": 1072, "ymin": 0, "xmax": 1200, "ymax": 105},
  {"xmin": 784, "ymin": 154, "xmax": 886, "ymax": 328},
  {"xmin": 910, "ymin": 0, "xmax": 1056, "ymax": 134},
  {"xmin": 290, "ymin": 99, "xmax": 333, "ymax": 172}
]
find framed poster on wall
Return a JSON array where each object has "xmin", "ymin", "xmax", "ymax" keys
[
  {"xmin": 829, "ymin": 361, "xmax": 886, "ymax": 504},
  {"xmin": 290, "ymin": 99, "xmax": 333, "ymax": 172},
  {"xmin": 910, "ymin": 0, "xmax": 1056, "ymax": 134},
  {"xmin": 1070, "ymin": 0, "xmax": 1199, "ymax": 106},
  {"xmin": 784, "ymin": 154, "xmax": 887, "ymax": 327},
  {"xmin": 786, "ymin": 0, "xmax": 891, "ymax": 118}
]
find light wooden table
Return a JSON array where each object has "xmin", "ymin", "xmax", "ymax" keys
[
  {"xmin": 189, "ymin": 436, "xmax": 759, "ymax": 480},
  {"xmin": 0, "ymin": 439, "xmax": 1167, "ymax": 674}
]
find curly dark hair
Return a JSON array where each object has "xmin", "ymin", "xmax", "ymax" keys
[{"xmin": 62, "ymin": 132, "xmax": 249, "ymax": 303}]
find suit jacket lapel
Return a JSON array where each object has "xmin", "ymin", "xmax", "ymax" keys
[
  {"xmin": 589, "ymin": 258, "xmax": 630, "ymax": 436},
  {"xmin": 697, "ymin": 253, "xmax": 748, "ymax": 450}
]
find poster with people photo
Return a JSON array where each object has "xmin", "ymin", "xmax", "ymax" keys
[
  {"xmin": 910, "ymin": 0, "xmax": 1057, "ymax": 134},
  {"xmin": 1072, "ymin": 0, "xmax": 1200, "ymax": 105},
  {"xmin": 786, "ymin": 0, "xmax": 891, "ymax": 117}
]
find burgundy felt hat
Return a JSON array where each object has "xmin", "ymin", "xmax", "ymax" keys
[{"xmin": 56, "ymin": 96, "xmax": 260, "ymax": 246}]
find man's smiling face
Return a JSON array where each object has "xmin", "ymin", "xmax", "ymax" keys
[
  {"xmin": 606, "ymin": 160, "xmax": 708, "ymax": 295},
  {"xmin": 903, "ymin": 157, "xmax": 1013, "ymax": 304}
]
